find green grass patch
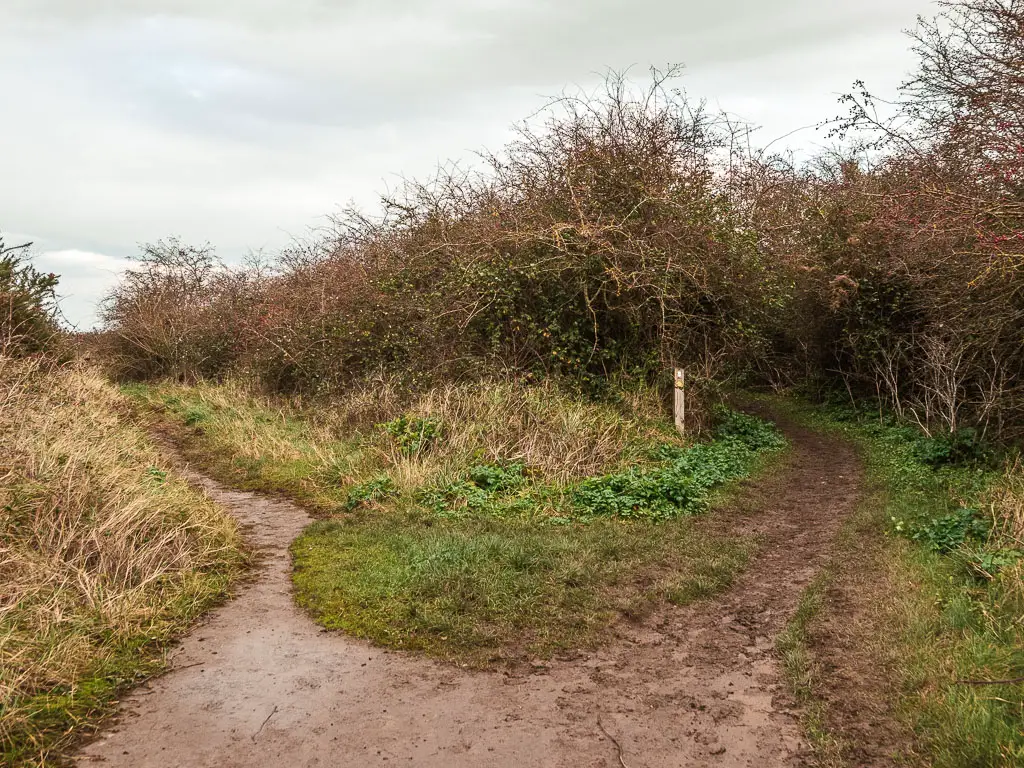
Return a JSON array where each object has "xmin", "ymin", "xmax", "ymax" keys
[
  {"xmin": 775, "ymin": 398, "xmax": 1024, "ymax": 767},
  {"xmin": 125, "ymin": 380, "xmax": 786, "ymax": 664},
  {"xmin": 291, "ymin": 515, "xmax": 755, "ymax": 663},
  {"xmin": 776, "ymin": 569, "xmax": 848, "ymax": 767}
]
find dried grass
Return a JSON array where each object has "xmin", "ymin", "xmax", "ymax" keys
[
  {"xmin": 989, "ymin": 461, "xmax": 1024, "ymax": 545},
  {"xmin": 319, "ymin": 377, "xmax": 680, "ymax": 485},
  {"xmin": 986, "ymin": 461, "xmax": 1024, "ymax": 605},
  {"xmin": 0, "ymin": 357, "xmax": 242, "ymax": 761},
  {"xmin": 131, "ymin": 376, "xmax": 687, "ymax": 515}
]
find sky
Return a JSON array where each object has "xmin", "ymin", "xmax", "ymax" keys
[{"xmin": 1, "ymin": 0, "xmax": 938, "ymax": 328}]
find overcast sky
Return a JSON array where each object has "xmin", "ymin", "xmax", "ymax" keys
[{"xmin": 2, "ymin": 0, "xmax": 937, "ymax": 328}]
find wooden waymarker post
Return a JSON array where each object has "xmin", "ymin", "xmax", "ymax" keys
[{"xmin": 674, "ymin": 367, "xmax": 686, "ymax": 436}]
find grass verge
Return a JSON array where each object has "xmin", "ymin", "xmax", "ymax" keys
[
  {"xmin": 126, "ymin": 378, "xmax": 786, "ymax": 665},
  {"xmin": 0, "ymin": 359, "xmax": 244, "ymax": 767},
  {"xmin": 776, "ymin": 570, "xmax": 846, "ymax": 767},
  {"xmin": 775, "ymin": 398, "xmax": 1024, "ymax": 767}
]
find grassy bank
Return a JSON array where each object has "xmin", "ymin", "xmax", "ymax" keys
[
  {"xmin": 776, "ymin": 400, "xmax": 1024, "ymax": 767},
  {"xmin": 126, "ymin": 378, "xmax": 785, "ymax": 664},
  {"xmin": 0, "ymin": 359, "xmax": 243, "ymax": 766}
]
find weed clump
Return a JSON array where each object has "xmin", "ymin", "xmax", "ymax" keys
[
  {"xmin": 571, "ymin": 408, "xmax": 785, "ymax": 520},
  {"xmin": 380, "ymin": 415, "xmax": 442, "ymax": 456},
  {"xmin": 344, "ymin": 474, "xmax": 399, "ymax": 511}
]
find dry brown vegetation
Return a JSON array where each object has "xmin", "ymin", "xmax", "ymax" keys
[
  {"xmin": 987, "ymin": 462, "xmax": 1024, "ymax": 604},
  {"xmin": 0, "ymin": 358, "xmax": 242, "ymax": 764}
]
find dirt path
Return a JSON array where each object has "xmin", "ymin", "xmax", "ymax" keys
[{"xmin": 76, "ymin": 416, "xmax": 861, "ymax": 768}]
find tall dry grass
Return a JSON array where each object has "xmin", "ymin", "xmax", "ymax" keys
[
  {"xmin": 152, "ymin": 375, "xmax": 684, "ymax": 494},
  {"xmin": 989, "ymin": 462, "xmax": 1024, "ymax": 545},
  {"xmin": 378, "ymin": 379, "xmax": 679, "ymax": 483},
  {"xmin": 986, "ymin": 463, "xmax": 1024, "ymax": 606},
  {"xmin": 0, "ymin": 357, "xmax": 242, "ymax": 764}
]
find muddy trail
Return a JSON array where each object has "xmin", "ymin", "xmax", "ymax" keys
[{"xmin": 77, "ymin": 415, "xmax": 862, "ymax": 768}]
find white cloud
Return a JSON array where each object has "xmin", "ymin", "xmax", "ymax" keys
[{"xmin": 33, "ymin": 251, "xmax": 132, "ymax": 329}]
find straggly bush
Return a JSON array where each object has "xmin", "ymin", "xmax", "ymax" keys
[
  {"xmin": 752, "ymin": 0, "xmax": 1024, "ymax": 440},
  {"xmin": 99, "ymin": 239, "xmax": 247, "ymax": 382},
  {"xmin": 101, "ymin": 70, "xmax": 787, "ymax": 399}
]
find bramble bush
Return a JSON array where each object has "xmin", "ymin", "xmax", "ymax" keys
[{"xmin": 100, "ymin": 69, "xmax": 788, "ymax": 402}]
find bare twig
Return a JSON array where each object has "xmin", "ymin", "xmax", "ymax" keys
[
  {"xmin": 252, "ymin": 705, "xmax": 279, "ymax": 742},
  {"xmin": 597, "ymin": 717, "xmax": 629, "ymax": 768},
  {"xmin": 955, "ymin": 676, "xmax": 1024, "ymax": 686}
]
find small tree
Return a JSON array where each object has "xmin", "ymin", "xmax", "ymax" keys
[
  {"xmin": 0, "ymin": 233, "xmax": 60, "ymax": 355},
  {"xmin": 102, "ymin": 238, "xmax": 223, "ymax": 381}
]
